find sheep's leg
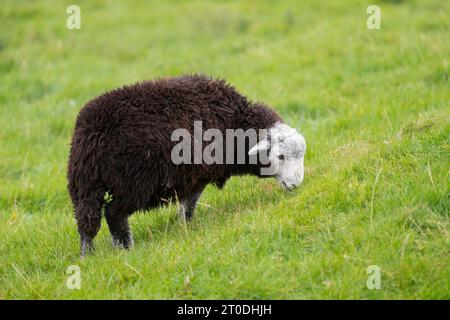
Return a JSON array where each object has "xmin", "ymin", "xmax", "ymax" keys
[
  {"xmin": 75, "ymin": 198, "xmax": 103, "ymax": 257},
  {"xmin": 178, "ymin": 188, "xmax": 204, "ymax": 222},
  {"xmin": 105, "ymin": 200, "xmax": 134, "ymax": 249}
]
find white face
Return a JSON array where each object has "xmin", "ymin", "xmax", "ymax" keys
[{"xmin": 248, "ymin": 122, "xmax": 306, "ymax": 191}]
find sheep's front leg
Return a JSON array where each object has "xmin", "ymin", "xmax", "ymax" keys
[{"xmin": 178, "ymin": 188, "xmax": 204, "ymax": 222}]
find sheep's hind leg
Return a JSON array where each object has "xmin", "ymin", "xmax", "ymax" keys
[
  {"xmin": 105, "ymin": 201, "xmax": 134, "ymax": 249},
  {"xmin": 75, "ymin": 199, "xmax": 103, "ymax": 257},
  {"xmin": 178, "ymin": 188, "xmax": 204, "ymax": 222}
]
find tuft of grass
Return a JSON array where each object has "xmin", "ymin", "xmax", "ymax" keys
[{"xmin": 0, "ymin": 0, "xmax": 449, "ymax": 299}]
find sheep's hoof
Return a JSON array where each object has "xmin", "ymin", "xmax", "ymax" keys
[
  {"xmin": 178, "ymin": 206, "xmax": 194, "ymax": 222},
  {"xmin": 185, "ymin": 212, "xmax": 194, "ymax": 221},
  {"xmin": 111, "ymin": 234, "xmax": 134, "ymax": 249},
  {"xmin": 177, "ymin": 213, "xmax": 194, "ymax": 222},
  {"xmin": 80, "ymin": 239, "xmax": 94, "ymax": 258}
]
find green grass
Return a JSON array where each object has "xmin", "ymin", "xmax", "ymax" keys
[{"xmin": 0, "ymin": 0, "xmax": 449, "ymax": 299}]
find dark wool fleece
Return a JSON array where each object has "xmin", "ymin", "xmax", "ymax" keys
[{"xmin": 68, "ymin": 74, "xmax": 282, "ymax": 240}]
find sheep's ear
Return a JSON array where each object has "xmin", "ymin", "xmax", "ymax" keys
[{"xmin": 248, "ymin": 139, "xmax": 270, "ymax": 156}]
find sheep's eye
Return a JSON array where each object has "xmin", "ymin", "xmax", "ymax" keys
[{"xmin": 277, "ymin": 155, "xmax": 285, "ymax": 160}]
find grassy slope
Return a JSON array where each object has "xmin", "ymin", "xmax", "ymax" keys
[{"xmin": 0, "ymin": 0, "xmax": 448, "ymax": 299}]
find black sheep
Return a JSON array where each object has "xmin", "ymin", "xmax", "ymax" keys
[{"xmin": 68, "ymin": 74, "xmax": 306, "ymax": 255}]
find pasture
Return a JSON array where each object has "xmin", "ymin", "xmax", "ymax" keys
[{"xmin": 0, "ymin": 0, "xmax": 448, "ymax": 299}]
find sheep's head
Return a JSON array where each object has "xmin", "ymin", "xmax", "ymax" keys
[{"xmin": 248, "ymin": 122, "xmax": 306, "ymax": 191}]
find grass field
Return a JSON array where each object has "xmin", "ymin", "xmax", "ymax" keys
[{"xmin": 0, "ymin": 0, "xmax": 449, "ymax": 299}]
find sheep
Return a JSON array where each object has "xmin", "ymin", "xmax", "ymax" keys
[{"xmin": 67, "ymin": 74, "xmax": 306, "ymax": 255}]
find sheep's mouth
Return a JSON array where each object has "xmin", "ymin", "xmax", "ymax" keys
[{"xmin": 281, "ymin": 181, "xmax": 293, "ymax": 192}]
